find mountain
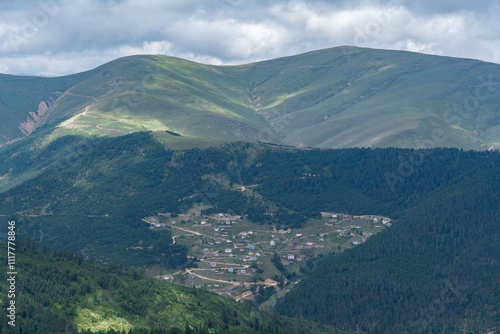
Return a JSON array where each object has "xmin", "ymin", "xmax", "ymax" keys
[
  {"xmin": 1, "ymin": 46, "xmax": 499, "ymax": 333},
  {"xmin": 1, "ymin": 46, "xmax": 500, "ymax": 151},
  {"xmin": 0, "ymin": 239, "xmax": 341, "ymax": 334}
]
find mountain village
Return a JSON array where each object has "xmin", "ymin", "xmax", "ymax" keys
[{"xmin": 144, "ymin": 209, "xmax": 392, "ymax": 302}]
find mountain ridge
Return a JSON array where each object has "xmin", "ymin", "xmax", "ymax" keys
[{"xmin": 1, "ymin": 46, "xmax": 500, "ymax": 150}]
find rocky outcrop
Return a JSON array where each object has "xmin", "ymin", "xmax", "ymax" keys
[
  {"xmin": 18, "ymin": 99, "xmax": 52, "ymax": 135},
  {"xmin": 18, "ymin": 90, "xmax": 71, "ymax": 135}
]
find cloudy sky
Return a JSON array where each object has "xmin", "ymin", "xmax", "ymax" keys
[{"xmin": 1, "ymin": 0, "xmax": 499, "ymax": 76}]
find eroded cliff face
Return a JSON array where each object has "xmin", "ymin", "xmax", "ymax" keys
[
  {"xmin": 18, "ymin": 99, "xmax": 52, "ymax": 135},
  {"xmin": 18, "ymin": 90, "xmax": 72, "ymax": 136}
]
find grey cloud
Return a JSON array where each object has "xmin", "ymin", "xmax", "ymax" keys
[{"xmin": 0, "ymin": 0, "xmax": 499, "ymax": 76}]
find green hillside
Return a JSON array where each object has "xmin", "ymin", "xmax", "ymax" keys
[
  {"xmin": 1, "ymin": 46, "xmax": 499, "ymax": 150},
  {"xmin": 0, "ymin": 239, "xmax": 341, "ymax": 334}
]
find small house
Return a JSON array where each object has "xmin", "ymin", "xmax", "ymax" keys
[
  {"xmin": 287, "ymin": 254, "xmax": 295, "ymax": 260},
  {"xmin": 225, "ymin": 248, "xmax": 232, "ymax": 253},
  {"xmin": 247, "ymin": 243, "xmax": 256, "ymax": 250}
]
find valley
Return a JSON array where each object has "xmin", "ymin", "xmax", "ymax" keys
[{"xmin": 145, "ymin": 208, "xmax": 391, "ymax": 301}]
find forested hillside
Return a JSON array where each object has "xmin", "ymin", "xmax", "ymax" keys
[
  {"xmin": 0, "ymin": 130, "xmax": 498, "ymax": 332},
  {"xmin": 266, "ymin": 152, "xmax": 500, "ymax": 333},
  {"xmin": 0, "ymin": 239, "xmax": 340, "ymax": 334}
]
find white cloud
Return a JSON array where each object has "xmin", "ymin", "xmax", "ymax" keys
[{"xmin": 0, "ymin": 0, "xmax": 499, "ymax": 76}]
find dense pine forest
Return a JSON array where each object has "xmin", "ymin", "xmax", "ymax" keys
[{"xmin": 0, "ymin": 239, "xmax": 341, "ymax": 334}]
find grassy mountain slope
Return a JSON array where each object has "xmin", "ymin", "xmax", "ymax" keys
[
  {"xmin": 0, "ymin": 240, "xmax": 341, "ymax": 334},
  {"xmin": 1, "ymin": 47, "xmax": 499, "ymax": 150},
  {"xmin": 242, "ymin": 48, "xmax": 500, "ymax": 149}
]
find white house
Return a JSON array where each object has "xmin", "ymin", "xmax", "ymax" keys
[
  {"xmin": 269, "ymin": 240, "xmax": 275, "ymax": 246},
  {"xmin": 225, "ymin": 248, "xmax": 232, "ymax": 253}
]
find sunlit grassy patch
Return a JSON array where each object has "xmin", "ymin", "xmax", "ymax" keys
[{"xmin": 75, "ymin": 307, "xmax": 133, "ymax": 333}]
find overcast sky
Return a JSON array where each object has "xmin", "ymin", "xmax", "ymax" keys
[{"xmin": 0, "ymin": 0, "xmax": 499, "ymax": 76}]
